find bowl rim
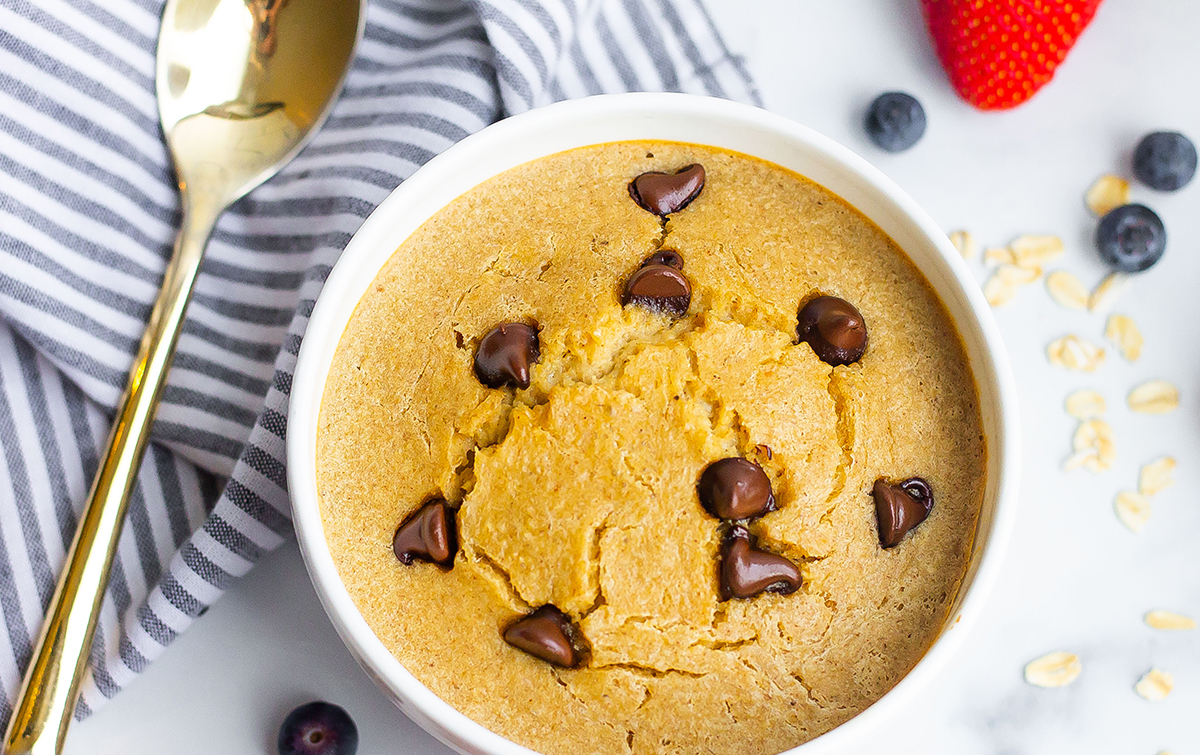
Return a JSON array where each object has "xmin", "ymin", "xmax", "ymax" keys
[{"xmin": 287, "ymin": 91, "xmax": 1021, "ymax": 755}]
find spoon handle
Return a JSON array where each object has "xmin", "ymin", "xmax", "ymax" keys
[{"xmin": 2, "ymin": 199, "xmax": 221, "ymax": 755}]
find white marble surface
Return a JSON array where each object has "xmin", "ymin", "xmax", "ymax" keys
[{"xmin": 66, "ymin": 0, "xmax": 1199, "ymax": 752}]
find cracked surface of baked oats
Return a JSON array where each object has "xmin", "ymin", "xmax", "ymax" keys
[{"xmin": 316, "ymin": 142, "xmax": 986, "ymax": 755}]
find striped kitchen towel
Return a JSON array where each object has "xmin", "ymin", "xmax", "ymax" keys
[{"xmin": 0, "ymin": 0, "xmax": 759, "ymax": 723}]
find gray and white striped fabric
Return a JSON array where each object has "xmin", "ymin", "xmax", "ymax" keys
[{"xmin": 0, "ymin": 0, "xmax": 759, "ymax": 723}]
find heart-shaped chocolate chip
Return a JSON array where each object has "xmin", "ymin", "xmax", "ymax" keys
[
  {"xmin": 474, "ymin": 322, "xmax": 540, "ymax": 389},
  {"xmin": 698, "ymin": 457, "xmax": 777, "ymax": 520},
  {"xmin": 719, "ymin": 526, "xmax": 802, "ymax": 600},
  {"xmin": 622, "ymin": 264, "xmax": 691, "ymax": 317},
  {"xmin": 797, "ymin": 295, "xmax": 868, "ymax": 366},
  {"xmin": 393, "ymin": 498, "xmax": 457, "ymax": 567},
  {"xmin": 643, "ymin": 249, "xmax": 684, "ymax": 270},
  {"xmin": 628, "ymin": 164, "xmax": 706, "ymax": 216},
  {"xmin": 502, "ymin": 605, "xmax": 587, "ymax": 668},
  {"xmin": 872, "ymin": 477, "xmax": 934, "ymax": 548}
]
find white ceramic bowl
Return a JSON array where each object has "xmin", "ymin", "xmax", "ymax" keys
[{"xmin": 288, "ymin": 92, "xmax": 1020, "ymax": 755}]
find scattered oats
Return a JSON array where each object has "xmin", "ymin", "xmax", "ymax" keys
[
  {"xmin": 1010, "ymin": 235, "xmax": 1064, "ymax": 269},
  {"xmin": 949, "ymin": 230, "xmax": 976, "ymax": 259},
  {"xmin": 985, "ymin": 246, "xmax": 1016, "ymax": 266},
  {"xmin": 1128, "ymin": 380, "xmax": 1180, "ymax": 414},
  {"xmin": 1046, "ymin": 270, "xmax": 1090, "ymax": 310},
  {"xmin": 1006, "ymin": 264, "xmax": 1042, "ymax": 284},
  {"xmin": 983, "ymin": 264, "xmax": 1038, "ymax": 306},
  {"xmin": 1088, "ymin": 272, "xmax": 1131, "ymax": 313},
  {"xmin": 1135, "ymin": 668, "xmax": 1173, "ymax": 701},
  {"xmin": 984, "ymin": 264, "xmax": 1041, "ymax": 304},
  {"xmin": 1065, "ymin": 389, "xmax": 1106, "ymax": 419},
  {"xmin": 1024, "ymin": 651, "xmax": 1082, "ymax": 688},
  {"xmin": 1105, "ymin": 314, "xmax": 1144, "ymax": 362},
  {"xmin": 1012, "ymin": 267, "xmax": 1041, "ymax": 285},
  {"xmin": 1145, "ymin": 610, "xmax": 1196, "ymax": 631},
  {"xmin": 1047, "ymin": 335, "xmax": 1106, "ymax": 372},
  {"xmin": 1115, "ymin": 490, "xmax": 1152, "ymax": 532},
  {"xmin": 1139, "ymin": 456, "xmax": 1176, "ymax": 496},
  {"xmin": 1063, "ymin": 449, "xmax": 1098, "ymax": 471},
  {"xmin": 984, "ymin": 275, "xmax": 1016, "ymax": 307},
  {"xmin": 1072, "ymin": 418, "xmax": 1115, "ymax": 470},
  {"xmin": 1073, "ymin": 419, "xmax": 1103, "ymax": 451},
  {"xmin": 1085, "ymin": 174, "xmax": 1131, "ymax": 216}
]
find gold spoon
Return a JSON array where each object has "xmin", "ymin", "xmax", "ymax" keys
[{"xmin": 2, "ymin": 0, "xmax": 362, "ymax": 752}]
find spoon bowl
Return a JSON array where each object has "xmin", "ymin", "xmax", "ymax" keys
[
  {"xmin": 2, "ymin": 1, "xmax": 361, "ymax": 753},
  {"xmin": 158, "ymin": 0, "xmax": 361, "ymax": 202}
]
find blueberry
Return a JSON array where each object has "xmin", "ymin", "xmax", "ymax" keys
[
  {"xmin": 278, "ymin": 701, "xmax": 358, "ymax": 755},
  {"xmin": 1095, "ymin": 204, "xmax": 1166, "ymax": 273},
  {"xmin": 1133, "ymin": 131, "xmax": 1197, "ymax": 191},
  {"xmin": 864, "ymin": 92, "xmax": 926, "ymax": 153}
]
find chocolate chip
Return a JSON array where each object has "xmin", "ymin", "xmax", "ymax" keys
[
  {"xmin": 643, "ymin": 249, "xmax": 684, "ymax": 269},
  {"xmin": 719, "ymin": 526, "xmax": 802, "ymax": 600},
  {"xmin": 628, "ymin": 164, "xmax": 706, "ymax": 216},
  {"xmin": 797, "ymin": 296, "xmax": 868, "ymax": 366},
  {"xmin": 872, "ymin": 477, "xmax": 934, "ymax": 548},
  {"xmin": 698, "ymin": 458, "xmax": 777, "ymax": 520},
  {"xmin": 474, "ymin": 322, "xmax": 540, "ymax": 389},
  {"xmin": 502, "ymin": 605, "xmax": 586, "ymax": 668},
  {"xmin": 393, "ymin": 498, "xmax": 457, "ymax": 567},
  {"xmin": 622, "ymin": 264, "xmax": 691, "ymax": 317}
]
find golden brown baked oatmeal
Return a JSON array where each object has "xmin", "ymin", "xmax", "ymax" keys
[{"xmin": 317, "ymin": 141, "xmax": 986, "ymax": 755}]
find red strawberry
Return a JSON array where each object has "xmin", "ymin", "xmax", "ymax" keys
[{"xmin": 921, "ymin": 0, "xmax": 1103, "ymax": 110}]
